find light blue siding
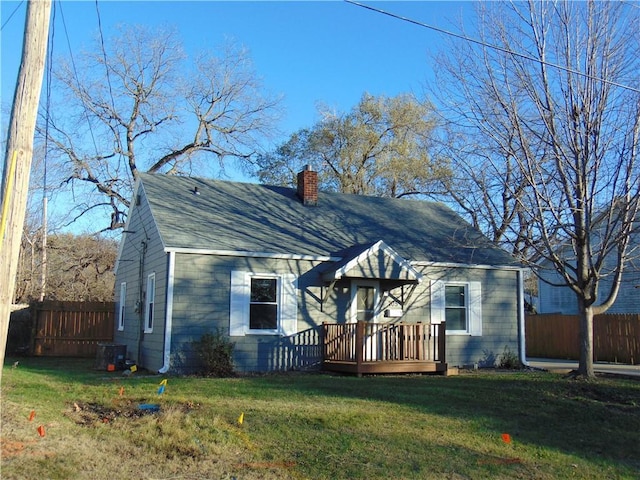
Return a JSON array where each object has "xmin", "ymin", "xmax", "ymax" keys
[{"xmin": 114, "ymin": 184, "xmax": 168, "ymax": 372}]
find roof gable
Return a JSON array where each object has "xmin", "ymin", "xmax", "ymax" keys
[{"xmin": 322, "ymin": 241, "xmax": 422, "ymax": 283}]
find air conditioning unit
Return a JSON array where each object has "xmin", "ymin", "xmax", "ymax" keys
[{"xmin": 95, "ymin": 343, "xmax": 127, "ymax": 371}]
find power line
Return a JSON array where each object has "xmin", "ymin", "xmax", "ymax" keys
[
  {"xmin": 95, "ymin": 0, "xmax": 129, "ymax": 188},
  {"xmin": 44, "ymin": 1, "xmax": 56, "ymax": 194},
  {"xmin": 40, "ymin": 1, "xmax": 56, "ymax": 302},
  {"xmin": 94, "ymin": 0, "xmax": 117, "ymax": 117},
  {"xmin": 58, "ymin": 1, "xmax": 100, "ymax": 157},
  {"xmin": 345, "ymin": 0, "xmax": 640, "ymax": 95},
  {"xmin": 0, "ymin": 0, "xmax": 25, "ymax": 31}
]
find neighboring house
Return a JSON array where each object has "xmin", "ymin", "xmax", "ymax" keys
[
  {"xmin": 114, "ymin": 168, "xmax": 525, "ymax": 374},
  {"xmin": 537, "ymin": 231, "xmax": 640, "ymax": 315}
]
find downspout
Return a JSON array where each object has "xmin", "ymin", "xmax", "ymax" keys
[
  {"xmin": 159, "ymin": 251, "xmax": 175, "ymax": 374},
  {"xmin": 517, "ymin": 268, "xmax": 529, "ymax": 367},
  {"xmin": 136, "ymin": 240, "xmax": 148, "ymax": 364}
]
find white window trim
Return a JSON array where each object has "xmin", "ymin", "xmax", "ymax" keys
[
  {"xmin": 431, "ymin": 280, "xmax": 482, "ymax": 336},
  {"xmin": 445, "ymin": 283, "xmax": 470, "ymax": 334},
  {"xmin": 349, "ymin": 279, "xmax": 381, "ymax": 323},
  {"xmin": 249, "ymin": 274, "xmax": 281, "ymax": 335},
  {"xmin": 144, "ymin": 273, "xmax": 155, "ymax": 333},
  {"xmin": 118, "ymin": 282, "xmax": 126, "ymax": 331},
  {"xmin": 230, "ymin": 271, "xmax": 297, "ymax": 337}
]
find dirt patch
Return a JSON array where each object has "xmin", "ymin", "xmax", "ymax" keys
[
  {"xmin": 66, "ymin": 400, "xmax": 199, "ymax": 426},
  {"xmin": 1, "ymin": 439, "xmax": 35, "ymax": 458}
]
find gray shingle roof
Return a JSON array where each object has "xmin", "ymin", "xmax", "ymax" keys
[{"xmin": 139, "ymin": 172, "xmax": 518, "ymax": 266}]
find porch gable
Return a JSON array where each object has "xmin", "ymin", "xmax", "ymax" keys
[{"xmin": 322, "ymin": 240, "xmax": 422, "ymax": 283}]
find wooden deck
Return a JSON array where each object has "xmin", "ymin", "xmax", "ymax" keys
[{"xmin": 322, "ymin": 321, "xmax": 447, "ymax": 376}]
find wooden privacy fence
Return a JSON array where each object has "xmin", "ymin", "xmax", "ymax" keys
[
  {"xmin": 33, "ymin": 301, "xmax": 115, "ymax": 357},
  {"xmin": 526, "ymin": 313, "xmax": 640, "ymax": 365}
]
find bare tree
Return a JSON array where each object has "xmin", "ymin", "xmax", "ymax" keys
[
  {"xmin": 432, "ymin": 124, "xmax": 534, "ymax": 258},
  {"xmin": 432, "ymin": 0, "xmax": 640, "ymax": 377},
  {"xmin": 41, "ymin": 25, "xmax": 282, "ymax": 230},
  {"xmin": 15, "ymin": 232, "xmax": 116, "ymax": 303},
  {"xmin": 254, "ymin": 93, "xmax": 450, "ymax": 197}
]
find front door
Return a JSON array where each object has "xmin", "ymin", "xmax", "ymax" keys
[{"xmin": 351, "ymin": 280, "xmax": 380, "ymax": 360}]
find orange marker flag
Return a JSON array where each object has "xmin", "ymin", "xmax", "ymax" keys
[
  {"xmin": 37, "ymin": 425, "xmax": 46, "ymax": 437},
  {"xmin": 119, "ymin": 386, "xmax": 124, "ymax": 396},
  {"xmin": 501, "ymin": 433, "xmax": 512, "ymax": 444},
  {"xmin": 28, "ymin": 410, "xmax": 36, "ymax": 422}
]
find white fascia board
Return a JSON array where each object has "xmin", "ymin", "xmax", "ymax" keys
[
  {"xmin": 412, "ymin": 261, "xmax": 525, "ymax": 272},
  {"xmin": 114, "ymin": 176, "xmax": 143, "ymax": 275},
  {"xmin": 328, "ymin": 240, "xmax": 423, "ymax": 283},
  {"xmin": 165, "ymin": 246, "xmax": 339, "ymax": 262},
  {"xmin": 139, "ymin": 181, "xmax": 167, "ymax": 253}
]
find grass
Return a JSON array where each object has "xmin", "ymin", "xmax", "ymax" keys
[{"xmin": 1, "ymin": 357, "xmax": 639, "ymax": 479}]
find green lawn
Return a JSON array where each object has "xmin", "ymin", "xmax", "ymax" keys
[{"xmin": 2, "ymin": 357, "xmax": 639, "ymax": 479}]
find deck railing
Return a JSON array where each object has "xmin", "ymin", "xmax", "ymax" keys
[{"xmin": 322, "ymin": 321, "xmax": 446, "ymax": 374}]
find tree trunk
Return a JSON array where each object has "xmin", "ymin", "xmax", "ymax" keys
[
  {"xmin": 0, "ymin": 0, "xmax": 51, "ymax": 389},
  {"xmin": 577, "ymin": 302, "xmax": 595, "ymax": 378}
]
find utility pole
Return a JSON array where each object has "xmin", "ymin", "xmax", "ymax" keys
[{"xmin": 0, "ymin": 0, "xmax": 52, "ymax": 388}]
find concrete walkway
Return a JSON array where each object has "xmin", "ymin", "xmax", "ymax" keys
[{"xmin": 526, "ymin": 357, "xmax": 640, "ymax": 378}]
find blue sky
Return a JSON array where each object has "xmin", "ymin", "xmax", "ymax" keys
[
  {"xmin": 2, "ymin": 1, "xmax": 473, "ymax": 142},
  {"xmin": 1, "ymin": 0, "xmax": 474, "ymax": 231}
]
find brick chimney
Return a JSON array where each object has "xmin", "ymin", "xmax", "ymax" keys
[{"xmin": 297, "ymin": 165, "xmax": 318, "ymax": 206}]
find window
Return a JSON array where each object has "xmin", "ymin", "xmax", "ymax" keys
[
  {"xmin": 144, "ymin": 273, "xmax": 155, "ymax": 333},
  {"xmin": 349, "ymin": 280, "xmax": 380, "ymax": 323},
  {"xmin": 356, "ymin": 286, "xmax": 376, "ymax": 322},
  {"xmin": 445, "ymin": 285, "xmax": 467, "ymax": 331},
  {"xmin": 230, "ymin": 271, "xmax": 297, "ymax": 336},
  {"xmin": 118, "ymin": 282, "xmax": 126, "ymax": 331},
  {"xmin": 431, "ymin": 280, "xmax": 482, "ymax": 336},
  {"xmin": 250, "ymin": 277, "xmax": 278, "ymax": 330}
]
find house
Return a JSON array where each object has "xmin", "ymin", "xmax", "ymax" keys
[
  {"xmin": 114, "ymin": 168, "xmax": 525, "ymax": 374},
  {"xmin": 537, "ymin": 251, "xmax": 640, "ymax": 314},
  {"xmin": 537, "ymin": 210, "xmax": 640, "ymax": 314}
]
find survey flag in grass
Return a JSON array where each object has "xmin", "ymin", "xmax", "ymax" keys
[{"xmin": 158, "ymin": 379, "xmax": 167, "ymax": 395}]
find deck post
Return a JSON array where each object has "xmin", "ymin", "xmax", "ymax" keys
[
  {"xmin": 438, "ymin": 322, "xmax": 446, "ymax": 363},
  {"xmin": 321, "ymin": 322, "xmax": 327, "ymax": 361},
  {"xmin": 355, "ymin": 321, "xmax": 365, "ymax": 373}
]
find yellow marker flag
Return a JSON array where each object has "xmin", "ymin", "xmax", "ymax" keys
[
  {"xmin": 159, "ymin": 379, "xmax": 167, "ymax": 387},
  {"xmin": 238, "ymin": 412, "xmax": 244, "ymax": 425}
]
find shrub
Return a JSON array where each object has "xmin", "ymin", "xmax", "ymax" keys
[
  {"xmin": 498, "ymin": 345, "xmax": 522, "ymax": 369},
  {"xmin": 192, "ymin": 331, "xmax": 235, "ymax": 377},
  {"xmin": 479, "ymin": 349, "xmax": 497, "ymax": 368}
]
